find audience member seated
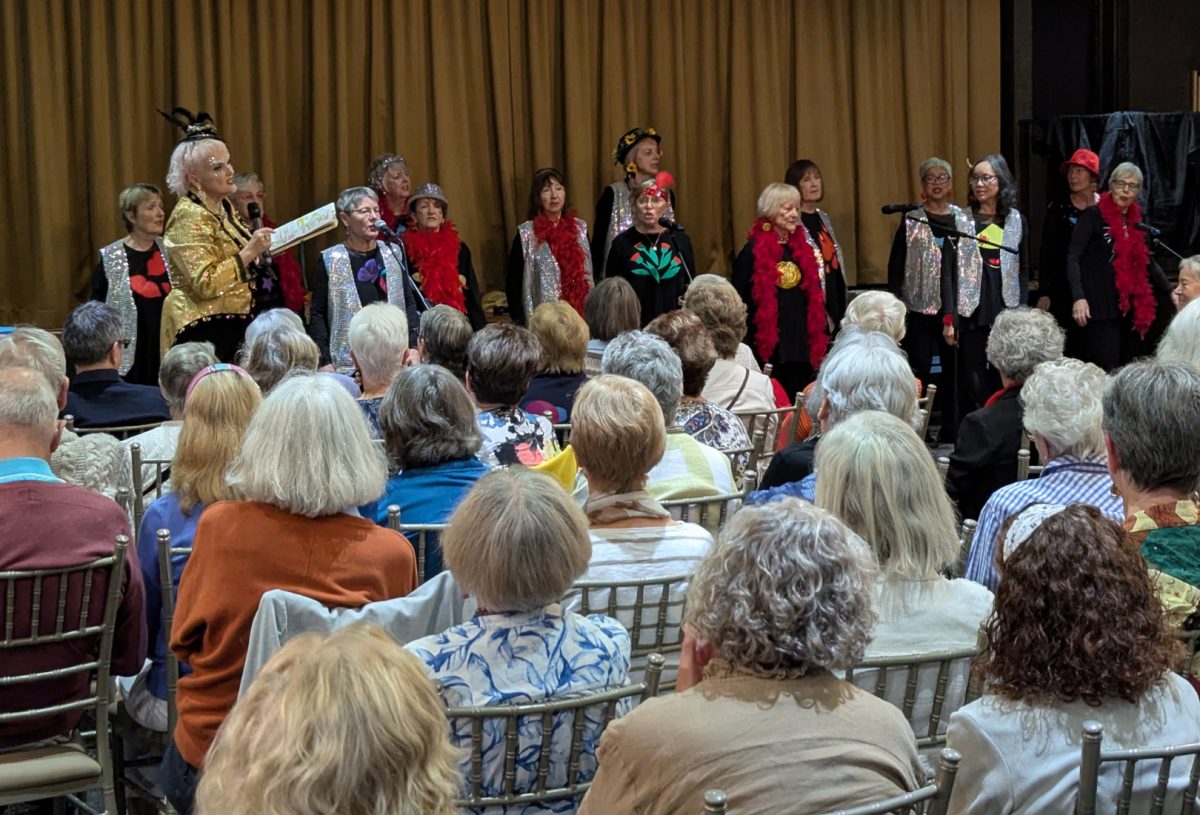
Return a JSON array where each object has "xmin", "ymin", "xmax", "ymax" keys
[
  {"xmin": 240, "ymin": 324, "xmax": 321, "ymax": 395},
  {"xmin": 405, "ymin": 467, "xmax": 630, "ymax": 811},
  {"xmin": 601, "ymin": 330, "xmax": 736, "ymax": 503},
  {"xmin": 521, "ymin": 301, "xmax": 590, "ymax": 423},
  {"xmin": 568, "ymin": 375, "xmax": 713, "ymax": 674},
  {"xmin": 161, "ymin": 373, "xmax": 418, "ymax": 814},
  {"xmin": 947, "ymin": 307, "xmax": 1064, "ymax": 520},
  {"xmin": 61, "ymin": 300, "xmax": 171, "ymax": 428},
  {"xmin": 1157, "ymin": 296, "xmax": 1200, "ymax": 371},
  {"xmin": 579, "ymin": 499, "xmax": 924, "ymax": 814},
  {"xmin": 816, "ymin": 411, "xmax": 993, "ymax": 749},
  {"xmin": 125, "ymin": 341, "xmax": 217, "ymax": 485},
  {"xmin": 348, "ymin": 302, "xmax": 409, "ymax": 437},
  {"xmin": 647, "ymin": 309, "xmax": 752, "ymax": 481},
  {"xmin": 683, "ymin": 275, "xmax": 775, "ymax": 415},
  {"xmin": 583, "ymin": 276, "xmax": 641, "ymax": 376},
  {"xmin": 753, "ymin": 329, "xmax": 917, "ymax": 502},
  {"xmin": 124, "ymin": 363, "xmax": 261, "ymax": 732},
  {"xmin": 0, "ymin": 325, "xmax": 132, "ymax": 500},
  {"xmin": 417, "ymin": 304, "xmax": 472, "ymax": 381},
  {"xmin": 467, "ymin": 322, "xmax": 557, "ymax": 466},
  {"xmin": 242, "ymin": 307, "xmax": 362, "ymax": 398},
  {"xmin": 359, "ymin": 364, "xmax": 490, "ymax": 577},
  {"xmin": 946, "ymin": 505, "xmax": 1200, "ymax": 813},
  {"xmin": 195, "ymin": 624, "xmax": 460, "ymax": 815},
  {"xmin": 0, "ymin": 367, "xmax": 146, "ymax": 749},
  {"xmin": 966, "ymin": 357, "xmax": 1119, "ymax": 590},
  {"xmin": 1103, "ymin": 359, "xmax": 1200, "ymax": 628}
]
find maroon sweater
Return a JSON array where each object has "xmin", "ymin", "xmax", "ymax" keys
[{"xmin": 0, "ymin": 479, "xmax": 147, "ymax": 748}]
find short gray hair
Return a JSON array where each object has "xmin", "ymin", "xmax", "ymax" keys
[
  {"xmin": 227, "ymin": 373, "xmax": 387, "ymax": 517},
  {"xmin": 379, "ymin": 365, "xmax": 482, "ymax": 469},
  {"xmin": 336, "ymin": 186, "xmax": 377, "ymax": 215},
  {"xmin": 756, "ymin": 182, "xmax": 801, "ymax": 220},
  {"xmin": 818, "ymin": 329, "xmax": 917, "ymax": 429},
  {"xmin": 1157, "ymin": 298, "xmax": 1200, "ymax": 371},
  {"xmin": 441, "ymin": 468, "xmax": 591, "ymax": 612},
  {"xmin": 0, "ymin": 326, "xmax": 67, "ymax": 394},
  {"xmin": 1021, "ymin": 358, "xmax": 1107, "ymax": 460},
  {"xmin": 418, "ymin": 305, "xmax": 472, "ymax": 380},
  {"xmin": 242, "ymin": 327, "xmax": 320, "ymax": 394},
  {"xmin": 349, "ymin": 303, "xmax": 409, "ymax": 385},
  {"xmin": 243, "ymin": 308, "xmax": 304, "ymax": 348},
  {"xmin": 601, "ymin": 330, "xmax": 683, "ymax": 426},
  {"xmin": 158, "ymin": 342, "xmax": 217, "ymax": 416},
  {"xmin": 0, "ymin": 367, "xmax": 58, "ymax": 433},
  {"xmin": 685, "ymin": 498, "xmax": 877, "ymax": 675},
  {"xmin": 62, "ymin": 301, "xmax": 123, "ymax": 367},
  {"xmin": 166, "ymin": 138, "xmax": 224, "ymax": 198},
  {"xmin": 1179, "ymin": 255, "xmax": 1200, "ymax": 284},
  {"xmin": 842, "ymin": 290, "xmax": 907, "ymax": 342},
  {"xmin": 1102, "ymin": 359, "xmax": 1200, "ymax": 495},
  {"xmin": 1108, "ymin": 161, "xmax": 1144, "ymax": 188},
  {"xmin": 919, "ymin": 157, "xmax": 953, "ymax": 181},
  {"xmin": 985, "ymin": 307, "xmax": 1064, "ymax": 382},
  {"xmin": 232, "ymin": 172, "xmax": 261, "ymax": 190}
]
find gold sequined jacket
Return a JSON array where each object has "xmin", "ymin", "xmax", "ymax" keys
[{"xmin": 160, "ymin": 196, "xmax": 252, "ymax": 352}]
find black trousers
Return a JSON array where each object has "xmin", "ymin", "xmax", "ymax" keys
[
  {"xmin": 956, "ymin": 321, "xmax": 1001, "ymax": 422},
  {"xmin": 902, "ymin": 313, "xmax": 958, "ymax": 440},
  {"xmin": 771, "ymin": 361, "xmax": 815, "ymax": 405}
]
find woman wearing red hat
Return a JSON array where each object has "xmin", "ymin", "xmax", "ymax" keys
[
  {"xmin": 591, "ymin": 126, "xmax": 676, "ymax": 273},
  {"xmin": 1066, "ymin": 162, "xmax": 1172, "ymax": 370},
  {"xmin": 1037, "ymin": 148, "xmax": 1099, "ymax": 329}
]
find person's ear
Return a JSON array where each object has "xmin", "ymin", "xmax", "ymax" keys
[
  {"xmin": 57, "ymin": 378, "xmax": 69, "ymax": 411},
  {"xmin": 109, "ymin": 341, "xmax": 123, "ymax": 368},
  {"xmin": 50, "ymin": 419, "xmax": 66, "ymax": 455},
  {"xmin": 817, "ymin": 396, "xmax": 831, "ymax": 431},
  {"xmin": 1104, "ymin": 433, "xmax": 1120, "ymax": 478}
]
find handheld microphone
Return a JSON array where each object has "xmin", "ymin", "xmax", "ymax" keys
[
  {"xmin": 881, "ymin": 203, "xmax": 923, "ymax": 215},
  {"xmin": 246, "ymin": 203, "xmax": 272, "ymax": 263},
  {"xmin": 1135, "ymin": 222, "xmax": 1162, "ymax": 238},
  {"xmin": 373, "ymin": 219, "xmax": 406, "ymax": 241},
  {"xmin": 657, "ymin": 216, "xmax": 683, "ymax": 232}
]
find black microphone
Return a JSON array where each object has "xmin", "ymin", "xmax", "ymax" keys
[
  {"xmin": 658, "ymin": 216, "xmax": 683, "ymax": 232},
  {"xmin": 1135, "ymin": 222, "xmax": 1162, "ymax": 238},
  {"xmin": 881, "ymin": 203, "xmax": 923, "ymax": 215},
  {"xmin": 246, "ymin": 202, "xmax": 272, "ymax": 263},
  {"xmin": 373, "ymin": 219, "xmax": 406, "ymax": 241}
]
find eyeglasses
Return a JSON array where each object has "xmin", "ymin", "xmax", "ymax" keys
[
  {"xmin": 1111, "ymin": 180, "xmax": 1141, "ymax": 192},
  {"xmin": 923, "ymin": 174, "xmax": 951, "ymax": 185},
  {"xmin": 352, "ymin": 207, "xmax": 382, "ymax": 217},
  {"xmin": 970, "ymin": 174, "xmax": 998, "ymax": 186}
]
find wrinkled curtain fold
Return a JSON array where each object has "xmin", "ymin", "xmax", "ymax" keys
[{"xmin": 0, "ymin": 0, "xmax": 998, "ymax": 325}]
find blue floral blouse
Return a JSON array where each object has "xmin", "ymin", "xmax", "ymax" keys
[{"xmin": 405, "ymin": 605, "xmax": 631, "ymax": 814}]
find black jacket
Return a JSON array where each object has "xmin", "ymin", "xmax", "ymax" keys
[
  {"xmin": 759, "ymin": 435, "xmax": 820, "ymax": 490},
  {"xmin": 946, "ymin": 386, "xmax": 1025, "ymax": 521},
  {"xmin": 64, "ymin": 369, "xmax": 171, "ymax": 429}
]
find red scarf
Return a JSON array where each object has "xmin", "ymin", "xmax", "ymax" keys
[
  {"xmin": 403, "ymin": 221, "xmax": 466, "ymax": 312},
  {"xmin": 747, "ymin": 218, "xmax": 828, "ymax": 368},
  {"xmin": 375, "ymin": 191, "xmax": 411, "ymax": 236},
  {"xmin": 984, "ymin": 382, "xmax": 1021, "ymax": 408},
  {"xmin": 533, "ymin": 211, "xmax": 589, "ymax": 314},
  {"xmin": 1098, "ymin": 192, "xmax": 1156, "ymax": 338}
]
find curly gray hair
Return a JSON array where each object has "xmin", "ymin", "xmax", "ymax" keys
[
  {"xmin": 1020, "ymin": 358, "xmax": 1107, "ymax": 460},
  {"xmin": 601, "ymin": 330, "xmax": 683, "ymax": 426},
  {"xmin": 985, "ymin": 307, "xmax": 1064, "ymax": 383},
  {"xmin": 684, "ymin": 498, "xmax": 878, "ymax": 676}
]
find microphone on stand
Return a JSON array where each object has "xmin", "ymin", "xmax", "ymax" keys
[
  {"xmin": 1135, "ymin": 222, "xmax": 1162, "ymax": 238},
  {"xmin": 880, "ymin": 203, "xmax": 924, "ymax": 215},
  {"xmin": 373, "ymin": 218, "xmax": 407, "ymax": 241},
  {"xmin": 658, "ymin": 216, "xmax": 684, "ymax": 232},
  {"xmin": 246, "ymin": 203, "xmax": 272, "ymax": 264},
  {"xmin": 373, "ymin": 220, "xmax": 430, "ymax": 311}
]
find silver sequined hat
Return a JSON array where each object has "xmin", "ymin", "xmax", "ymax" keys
[{"xmin": 408, "ymin": 182, "xmax": 449, "ymax": 212}]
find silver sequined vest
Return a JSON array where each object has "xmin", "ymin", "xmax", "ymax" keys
[
  {"xmin": 518, "ymin": 218, "xmax": 594, "ymax": 317},
  {"xmin": 99, "ymin": 238, "xmax": 171, "ymax": 376},
  {"xmin": 321, "ymin": 243, "xmax": 410, "ymax": 375}
]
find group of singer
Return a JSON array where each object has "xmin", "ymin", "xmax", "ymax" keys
[{"xmin": 94, "ymin": 109, "xmax": 1178, "ymax": 442}]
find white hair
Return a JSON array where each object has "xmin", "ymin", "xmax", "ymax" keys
[
  {"xmin": 841, "ymin": 291, "xmax": 907, "ymax": 342},
  {"xmin": 166, "ymin": 138, "xmax": 224, "ymax": 198},
  {"xmin": 1108, "ymin": 161, "xmax": 1144, "ymax": 188},
  {"xmin": 601, "ymin": 330, "xmax": 683, "ymax": 426},
  {"xmin": 1020, "ymin": 358, "xmax": 1107, "ymax": 460},
  {"xmin": 0, "ymin": 367, "xmax": 58, "ymax": 433},
  {"xmin": 244, "ymin": 309, "xmax": 304, "ymax": 347},
  {"xmin": 818, "ymin": 329, "xmax": 917, "ymax": 429},
  {"xmin": 985, "ymin": 307, "xmax": 1065, "ymax": 382},
  {"xmin": 1157, "ymin": 297, "xmax": 1200, "ymax": 372},
  {"xmin": 349, "ymin": 303, "xmax": 409, "ymax": 386},
  {"xmin": 756, "ymin": 183, "xmax": 802, "ymax": 219},
  {"xmin": 227, "ymin": 374, "xmax": 387, "ymax": 517},
  {"xmin": 0, "ymin": 326, "xmax": 67, "ymax": 394}
]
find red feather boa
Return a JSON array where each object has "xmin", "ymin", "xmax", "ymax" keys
[
  {"xmin": 533, "ymin": 211, "xmax": 589, "ymax": 314},
  {"xmin": 747, "ymin": 218, "xmax": 828, "ymax": 368},
  {"xmin": 403, "ymin": 221, "xmax": 466, "ymax": 312},
  {"xmin": 1098, "ymin": 192, "xmax": 1156, "ymax": 337}
]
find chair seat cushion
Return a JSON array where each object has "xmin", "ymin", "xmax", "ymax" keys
[{"xmin": 0, "ymin": 742, "xmax": 101, "ymax": 791}]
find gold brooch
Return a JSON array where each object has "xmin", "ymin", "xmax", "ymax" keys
[{"xmin": 776, "ymin": 261, "xmax": 801, "ymax": 289}]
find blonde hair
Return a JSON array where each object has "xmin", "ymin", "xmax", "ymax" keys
[
  {"xmin": 842, "ymin": 291, "xmax": 907, "ymax": 343},
  {"xmin": 349, "ymin": 302, "xmax": 409, "ymax": 386},
  {"xmin": 756, "ymin": 182, "xmax": 802, "ymax": 220},
  {"xmin": 571, "ymin": 375, "xmax": 666, "ymax": 493},
  {"xmin": 241, "ymin": 327, "xmax": 320, "ymax": 394},
  {"xmin": 172, "ymin": 369, "xmax": 262, "ymax": 513},
  {"xmin": 0, "ymin": 326, "xmax": 67, "ymax": 395},
  {"xmin": 196, "ymin": 624, "xmax": 460, "ymax": 815},
  {"xmin": 815, "ymin": 411, "xmax": 959, "ymax": 578},
  {"xmin": 227, "ymin": 374, "xmax": 387, "ymax": 517},
  {"xmin": 529, "ymin": 302, "xmax": 589, "ymax": 376},
  {"xmin": 118, "ymin": 183, "xmax": 162, "ymax": 231},
  {"xmin": 442, "ymin": 468, "xmax": 590, "ymax": 612}
]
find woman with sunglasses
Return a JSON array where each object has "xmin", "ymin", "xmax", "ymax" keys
[{"xmin": 1066, "ymin": 162, "xmax": 1172, "ymax": 371}]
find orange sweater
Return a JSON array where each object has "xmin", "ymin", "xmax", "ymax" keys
[{"xmin": 169, "ymin": 501, "xmax": 418, "ymax": 767}]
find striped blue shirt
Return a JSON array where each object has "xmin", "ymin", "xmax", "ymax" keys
[
  {"xmin": 746, "ymin": 472, "xmax": 817, "ymax": 505},
  {"xmin": 965, "ymin": 455, "xmax": 1122, "ymax": 590}
]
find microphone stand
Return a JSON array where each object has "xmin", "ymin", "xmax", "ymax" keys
[
  {"xmin": 1146, "ymin": 234, "xmax": 1186, "ymax": 262},
  {"xmin": 374, "ymin": 222, "xmax": 431, "ymax": 312},
  {"xmin": 659, "ymin": 221, "xmax": 694, "ymax": 284}
]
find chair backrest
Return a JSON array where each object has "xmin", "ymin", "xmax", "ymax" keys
[
  {"xmin": 553, "ymin": 422, "xmax": 572, "ymax": 445},
  {"xmin": 734, "ymin": 404, "xmax": 800, "ymax": 467},
  {"xmin": 1016, "ymin": 430, "xmax": 1044, "ymax": 481},
  {"xmin": 0, "ymin": 536, "xmax": 129, "ymax": 764},
  {"xmin": 157, "ymin": 529, "xmax": 192, "ymax": 738},
  {"xmin": 814, "ymin": 747, "xmax": 962, "ymax": 815},
  {"xmin": 917, "ymin": 383, "xmax": 938, "ymax": 443},
  {"xmin": 937, "ymin": 455, "xmax": 950, "ymax": 482},
  {"xmin": 448, "ymin": 652, "xmax": 665, "ymax": 808},
  {"xmin": 1076, "ymin": 721, "xmax": 1200, "ymax": 814},
  {"xmin": 703, "ymin": 789, "xmax": 728, "ymax": 814},
  {"xmin": 948, "ymin": 519, "xmax": 978, "ymax": 579},
  {"xmin": 130, "ymin": 442, "xmax": 173, "ymax": 540},
  {"xmin": 845, "ymin": 646, "xmax": 982, "ymax": 749},
  {"xmin": 659, "ymin": 469, "xmax": 755, "ymax": 534},
  {"xmin": 386, "ymin": 505, "xmax": 444, "ymax": 584},
  {"xmin": 75, "ymin": 420, "xmax": 166, "ymax": 441},
  {"xmin": 1179, "ymin": 626, "xmax": 1200, "ymax": 678}
]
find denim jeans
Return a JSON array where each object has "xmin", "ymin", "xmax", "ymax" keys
[{"xmin": 160, "ymin": 739, "xmax": 199, "ymax": 815}]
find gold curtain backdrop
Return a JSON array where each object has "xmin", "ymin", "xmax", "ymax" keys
[{"xmin": 0, "ymin": 0, "xmax": 999, "ymax": 326}]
